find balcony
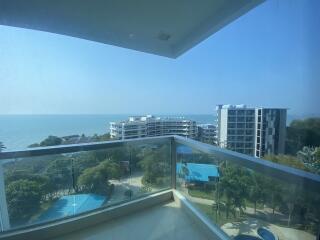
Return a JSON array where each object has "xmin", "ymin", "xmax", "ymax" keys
[{"xmin": 0, "ymin": 136, "xmax": 319, "ymax": 240}]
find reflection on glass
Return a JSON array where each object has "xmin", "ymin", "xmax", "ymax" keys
[
  {"xmin": 128, "ymin": 139, "xmax": 171, "ymax": 199},
  {"xmin": 176, "ymin": 143, "xmax": 320, "ymax": 240},
  {"xmin": 1, "ymin": 138, "xmax": 171, "ymax": 230}
]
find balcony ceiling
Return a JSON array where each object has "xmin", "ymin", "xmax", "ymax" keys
[{"xmin": 0, "ymin": 0, "xmax": 263, "ymax": 58}]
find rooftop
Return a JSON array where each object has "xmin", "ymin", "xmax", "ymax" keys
[{"xmin": 111, "ymin": 115, "xmax": 195, "ymax": 125}]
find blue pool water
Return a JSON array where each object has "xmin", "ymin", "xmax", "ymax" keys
[
  {"xmin": 177, "ymin": 163, "xmax": 219, "ymax": 183},
  {"xmin": 234, "ymin": 228, "xmax": 277, "ymax": 240},
  {"xmin": 257, "ymin": 227, "xmax": 277, "ymax": 240},
  {"xmin": 234, "ymin": 235, "xmax": 261, "ymax": 240},
  {"xmin": 37, "ymin": 194, "xmax": 106, "ymax": 223}
]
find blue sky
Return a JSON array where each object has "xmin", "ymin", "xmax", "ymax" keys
[{"xmin": 0, "ymin": 0, "xmax": 319, "ymax": 116}]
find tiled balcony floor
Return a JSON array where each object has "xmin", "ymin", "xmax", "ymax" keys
[{"xmin": 54, "ymin": 200, "xmax": 211, "ymax": 240}]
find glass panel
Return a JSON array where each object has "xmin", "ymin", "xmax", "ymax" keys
[
  {"xmin": 176, "ymin": 143, "xmax": 320, "ymax": 240},
  {"xmin": 2, "ymin": 154, "xmax": 74, "ymax": 229},
  {"xmin": 0, "ymin": 137, "xmax": 171, "ymax": 231},
  {"xmin": 128, "ymin": 138, "xmax": 171, "ymax": 199},
  {"xmin": 73, "ymin": 147, "xmax": 131, "ymax": 208}
]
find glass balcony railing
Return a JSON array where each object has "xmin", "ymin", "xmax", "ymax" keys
[
  {"xmin": 174, "ymin": 137, "xmax": 320, "ymax": 240},
  {"xmin": 0, "ymin": 136, "xmax": 319, "ymax": 240},
  {"xmin": 0, "ymin": 137, "xmax": 172, "ymax": 231}
]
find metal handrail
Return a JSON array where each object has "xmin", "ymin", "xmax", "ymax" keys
[
  {"xmin": 0, "ymin": 135, "xmax": 173, "ymax": 160},
  {"xmin": 0, "ymin": 135, "xmax": 320, "ymax": 238},
  {"xmin": 1, "ymin": 135, "xmax": 319, "ymax": 191}
]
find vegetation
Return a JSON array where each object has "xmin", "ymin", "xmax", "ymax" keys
[
  {"xmin": 219, "ymin": 165, "xmax": 250, "ymax": 218},
  {"xmin": 3, "ymin": 140, "xmax": 124, "ymax": 225},
  {"xmin": 0, "ymin": 141, "xmax": 5, "ymax": 152},
  {"xmin": 3, "ymin": 117, "xmax": 319, "ymax": 230},
  {"xmin": 6, "ymin": 179, "xmax": 42, "ymax": 222},
  {"xmin": 77, "ymin": 160, "xmax": 120, "ymax": 195},
  {"xmin": 314, "ymin": 148, "xmax": 320, "ymax": 173},
  {"xmin": 3, "ymin": 134, "xmax": 171, "ymax": 227},
  {"xmin": 286, "ymin": 118, "xmax": 320, "ymax": 155},
  {"xmin": 263, "ymin": 154, "xmax": 308, "ymax": 171},
  {"xmin": 181, "ymin": 158, "xmax": 320, "ymax": 235},
  {"xmin": 28, "ymin": 133, "xmax": 112, "ymax": 148},
  {"xmin": 188, "ymin": 188, "xmax": 214, "ymax": 200},
  {"xmin": 247, "ymin": 173, "xmax": 267, "ymax": 214},
  {"xmin": 138, "ymin": 144, "xmax": 171, "ymax": 187}
]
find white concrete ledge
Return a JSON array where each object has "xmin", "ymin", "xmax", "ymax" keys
[
  {"xmin": 1, "ymin": 189, "xmax": 232, "ymax": 240},
  {"xmin": 172, "ymin": 190, "xmax": 230, "ymax": 240},
  {"xmin": 0, "ymin": 190, "xmax": 173, "ymax": 240}
]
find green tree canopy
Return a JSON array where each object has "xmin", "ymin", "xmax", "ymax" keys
[
  {"xmin": 45, "ymin": 158, "xmax": 73, "ymax": 193},
  {"xmin": 0, "ymin": 141, "xmax": 5, "ymax": 152},
  {"xmin": 6, "ymin": 179, "xmax": 42, "ymax": 221},
  {"xmin": 219, "ymin": 165, "xmax": 250, "ymax": 218},
  {"xmin": 138, "ymin": 145, "xmax": 171, "ymax": 187},
  {"xmin": 40, "ymin": 136, "xmax": 63, "ymax": 146},
  {"xmin": 286, "ymin": 118, "xmax": 320, "ymax": 155},
  {"xmin": 263, "ymin": 154, "xmax": 307, "ymax": 171},
  {"xmin": 248, "ymin": 173, "xmax": 268, "ymax": 214},
  {"xmin": 77, "ymin": 160, "xmax": 120, "ymax": 195}
]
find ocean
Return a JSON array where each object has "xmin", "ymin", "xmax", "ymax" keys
[{"xmin": 0, "ymin": 114, "xmax": 215, "ymax": 150}]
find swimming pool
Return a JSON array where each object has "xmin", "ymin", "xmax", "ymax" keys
[
  {"xmin": 37, "ymin": 194, "xmax": 106, "ymax": 223},
  {"xmin": 234, "ymin": 228, "xmax": 277, "ymax": 240},
  {"xmin": 257, "ymin": 227, "xmax": 277, "ymax": 240},
  {"xmin": 234, "ymin": 234, "xmax": 261, "ymax": 240}
]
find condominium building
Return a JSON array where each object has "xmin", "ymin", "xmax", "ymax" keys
[
  {"xmin": 197, "ymin": 124, "xmax": 216, "ymax": 144},
  {"xmin": 110, "ymin": 115, "xmax": 197, "ymax": 140},
  {"xmin": 216, "ymin": 104, "xmax": 287, "ymax": 157}
]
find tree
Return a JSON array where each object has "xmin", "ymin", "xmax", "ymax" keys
[
  {"xmin": 77, "ymin": 160, "xmax": 120, "ymax": 195},
  {"xmin": 264, "ymin": 178, "xmax": 283, "ymax": 217},
  {"xmin": 313, "ymin": 148, "xmax": 320, "ymax": 173},
  {"xmin": 92, "ymin": 133, "xmax": 111, "ymax": 142},
  {"xmin": 248, "ymin": 173, "xmax": 267, "ymax": 214},
  {"xmin": 263, "ymin": 154, "xmax": 307, "ymax": 171},
  {"xmin": 286, "ymin": 118, "xmax": 320, "ymax": 155},
  {"xmin": 219, "ymin": 165, "xmax": 250, "ymax": 218},
  {"xmin": 5, "ymin": 171, "xmax": 51, "ymax": 201},
  {"xmin": 0, "ymin": 142, "xmax": 5, "ymax": 152},
  {"xmin": 6, "ymin": 179, "xmax": 42, "ymax": 221},
  {"xmin": 281, "ymin": 185, "xmax": 298, "ymax": 227},
  {"xmin": 40, "ymin": 136, "xmax": 63, "ymax": 146},
  {"xmin": 45, "ymin": 158, "xmax": 73, "ymax": 195},
  {"xmin": 138, "ymin": 145, "xmax": 171, "ymax": 187}
]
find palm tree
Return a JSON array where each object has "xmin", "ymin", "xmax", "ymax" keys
[{"xmin": 0, "ymin": 142, "xmax": 5, "ymax": 152}]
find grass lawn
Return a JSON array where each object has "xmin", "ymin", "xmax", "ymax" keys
[
  {"xmin": 244, "ymin": 200, "xmax": 264, "ymax": 210},
  {"xmin": 188, "ymin": 188, "xmax": 214, "ymax": 200},
  {"xmin": 194, "ymin": 202, "xmax": 245, "ymax": 226}
]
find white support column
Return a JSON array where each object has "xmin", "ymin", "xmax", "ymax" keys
[{"xmin": 0, "ymin": 163, "xmax": 10, "ymax": 231}]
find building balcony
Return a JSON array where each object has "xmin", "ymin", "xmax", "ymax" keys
[{"xmin": 0, "ymin": 136, "xmax": 319, "ymax": 240}]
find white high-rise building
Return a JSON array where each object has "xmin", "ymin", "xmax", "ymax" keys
[
  {"xmin": 110, "ymin": 115, "xmax": 197, "ymax": 140},
  {"xmin": 216, "ymin": 105, "xmax": 287, "ymax": 157}
]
